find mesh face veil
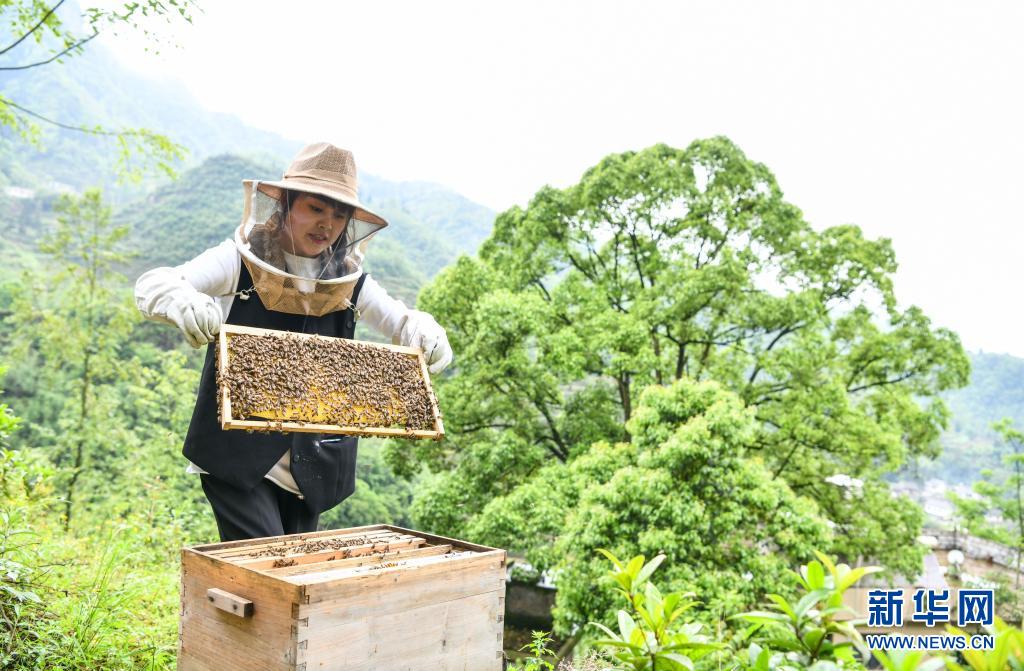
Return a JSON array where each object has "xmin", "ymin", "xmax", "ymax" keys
[
  {"xmin": 235, "ymin": 181, "xmax": 386, "ymax": 316},
  {"xmin": 231, "ymin": 143, "xmax": 389, "ymax": 317}
]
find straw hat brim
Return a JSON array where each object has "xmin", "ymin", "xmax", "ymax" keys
[{"xmin": 243, "ymin": 178, "xmax": 388, "ymax": 229}]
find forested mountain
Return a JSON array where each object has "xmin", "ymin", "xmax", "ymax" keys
[
  {"xmin": 0, "ymin": 37, "xmax": 298, "ymax": 195},
  {"xmin": 1, "ymin": 25, "xmax": 1019, "ymax": 488},
  {"xmin": 911, "ymin": 351, "xmax": 1024, "ymax": 483},
  {"xmin": 111, "ymin": 153, "xmax": 485, "ymax": 306},
  {"xmin": 0, "ymin": 33, "xmax": 495, "ymax": 306}
]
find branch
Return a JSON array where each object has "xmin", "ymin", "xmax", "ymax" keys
[
  {"xmin": 0, "ymin": 0, "xmax": 66, "ymax": 57},
  {"xmin": 627, "ymin": 230, "xmax": 648, "ymax": 289},
  {"xmin": 747, "ymin": 323, "xmax": 804, "ymax": 386},
  {"xmin": 540, "ymin": 435, "xmax": 569, "ymax": 462},
  {"xmin": 844, "ymin": 354, "xmax": 883, "ymax": 389},
  {"xmin": 847, "ymin": 372, "xmax": 915, "ymax": 394},
  {"xmin": 1, "ymin": 96, "xmax": 125, "ymax": 136},
  {"xmin": 530, "ymin": 278, "xmax": 552, "ymax": 302},
  {"xmin": 458, "ymin": 422, "xmax": 518, "ymax": 434},
  {"xmin": 0, "ymin": 31, "xmax": 97, "ymax": 71},
  {"xmin": 534, "ymin": 402, "xmax": 569, "ymax": 461},
  {"xmin": 773, "ymin": 441, "xmax": 802, "ymax": 479}
]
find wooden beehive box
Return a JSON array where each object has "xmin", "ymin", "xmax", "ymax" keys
[
  {"xmin": 217, "ymin": 324, "xmax": 444, "ymax": 440},
  {"xmin": 179, "ymin": 525, "xmax": 507, "ymax": 670}
]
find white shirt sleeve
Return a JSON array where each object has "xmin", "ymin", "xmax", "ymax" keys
[
  {"xmin": 355, "ymin": 274, "xmax": 414, "ymax": 345},
  {"xmin": 134, "ymin": 239, "xmax": 240, "ymax": 323}
]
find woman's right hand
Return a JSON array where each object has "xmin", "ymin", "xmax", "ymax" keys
[{"xmin": 169, "ymin": 293, "xmax": 223, "ymax": 347}]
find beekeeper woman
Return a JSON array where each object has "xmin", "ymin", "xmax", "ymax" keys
[{"xmin": 135, "ymin": 142, "xmax": 452, "ymax": 542}]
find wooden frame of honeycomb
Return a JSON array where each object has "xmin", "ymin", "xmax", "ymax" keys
[{"xmin": 216, "ymin": 324, "xmax": 444, "ymax": 440}]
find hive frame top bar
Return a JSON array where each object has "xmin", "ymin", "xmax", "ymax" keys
[
  {"xmin": 189, "ymin": 524, "xmax": 501, "ymax": 556},
  {"xmin": 216, "ymin": 324, "xmax": 445, "ymax": 440},
  {"xmin": 222, "ymin": 324, "xmax": 422, "ymax": 353},
  {"xmin": 184, "ymin": 524, "xmax": 505, "ymax": 586}
]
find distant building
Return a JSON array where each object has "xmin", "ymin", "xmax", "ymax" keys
[
  {"xmin": 844, "ymin": 530, "xmax": 1021, "ymax": 632},
  {"xmin": 3, "ymin": 186, "xmax": 34, "ymax": 199}
]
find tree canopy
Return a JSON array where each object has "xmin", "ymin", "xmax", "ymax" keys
[{"xmin": 392, "ymin": 136, "xmax": 969, "ymax": 630}]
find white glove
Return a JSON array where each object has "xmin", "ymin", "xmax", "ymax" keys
[
  {"xmin": 168, "ymin": 292, "xmax": 222, "ymax": 348},
  {"xmin": 399, "ymin": 311, "xmax": 453, "ymax": 374}
]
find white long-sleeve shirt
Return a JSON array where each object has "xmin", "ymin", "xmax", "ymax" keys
[{"xmin": 134, "ymin": 239, "xmax": 417, "ymax": 498}]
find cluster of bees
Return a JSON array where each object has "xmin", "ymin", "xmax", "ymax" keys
[
  {"xmin": 248, "ymin": 534, "xmax": 375, "ymax": 558},
  {"xmin": 222, "ymin": 333, "xmax": 436, "ymax": 432},
  {"xmin": 368, "ymin": 562, "xmax": 400, "ymax": 571}
]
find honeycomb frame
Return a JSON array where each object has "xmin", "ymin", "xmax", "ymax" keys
[{"xmin": 216, "ymin": 324, "xmax": 444, "ymax": 440}]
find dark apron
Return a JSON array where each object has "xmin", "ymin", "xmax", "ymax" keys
[{"xmin": 183, "ymin": 261, "xmax": 368, "ymax": 514}]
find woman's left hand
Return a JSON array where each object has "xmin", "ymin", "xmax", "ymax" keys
[{"xmin": 401, "ymin": 311, "xmax": 453, "ymax": 374}]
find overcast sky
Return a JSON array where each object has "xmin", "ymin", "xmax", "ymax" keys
[{"xmin": 97, "ymin": 1, "xmax": 1023, "ymax": 357}]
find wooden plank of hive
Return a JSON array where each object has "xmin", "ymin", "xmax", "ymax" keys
[
  {"xmin": 246, "ymin": 536, "xmax": 430, "ymax": 570},
  {"xmin": 265, "ymin": 543, "xmax": 453, "ymax": 577},
  {"xmin": 217, "ymin": 324, "xmax": 444, "ymax": 439},
  {"xmin": 179, "ymin": 548, "xmax": 303, "ymax": 671},
  {"xmin": 297, "ymin": 591, "xmax": 503, "ymax": 670},
  {"xmin": 235, "ymin": 534, "xmax": 426, "ymax": 569},
  {"xmin": 386, "ymin": 524, "xmax": 505, "ymax": 554},
  {"xmin": 298, "ymin": 550, "xmax": 506, "ymax": 616},
  {"xmin": 289, "ymin": 550, "xmax": 479, "ymax": 587},
  {"xmin": 198, "ymin": 525, "xmax": 392, "ymax": 557},
  {"xmin": 216, "ymin": 528, "xmax": 403, "ymax": 561},
  {"xmin": 215, "ymin": 530, "xmax": 406, "ymax": 560}
]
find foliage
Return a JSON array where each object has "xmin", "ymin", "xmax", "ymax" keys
[
  {"xmin": 945, "ymin": 617, "xmax": 1024, "ymax": 671},
  {"xmin": 320, "ymin": 441, "xmax": 415, "ymax": 529},
  {"xmin": 6, "ymin": 188, "xmax": 138, "ymax": 528},
  {"xmin": 590, "ymin": 550, "xmax": 718, "ymax": 671},
  {"xmin": 735, "ymin": 550, "xmax": 880, "ymax": 670},
  {"xmin": 0, "ymin": 0, "xmax": 197, "ymax": 180},
  {"xmin": 404, "ymin": 137, "xmax": 968, "ymax": 608},
  {"xmin": 0, "ymin": 357, "xmax": 196, "ymax": 670},
  {"xmin": 0, "ymin": 448, "xmax": 53, "ymax": 668},
  {"xmin": 950, "ymin": 419, "xmax": 1024, "ymax": 584},
  {"xmin": 509, "ymin": 630, "xmax": 559, "ymax": 671},
  {"xmin": 870, "ymin": 650, "xmax": 944, "ymax": 671},
  {"xmin": 470, "ymin": 377, "xmax": 829, "ymax": 634},
  {"xmin": 909, "ymin": 352, "xmax": 1024, "ymax": 485},
  {"xmin": 0, "ymin": 368, "xmax": 19, "ymax": 446},
  {"xmin": 114, "ymin": 153, "xmax": 280, "ymax": 276}
]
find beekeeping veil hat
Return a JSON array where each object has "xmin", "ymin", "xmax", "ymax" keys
[{"xmin": 235, "ymin": 142, "xmax": 388, "ymax": 316}]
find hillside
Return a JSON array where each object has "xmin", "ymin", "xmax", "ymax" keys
[
  {"xmin": 0, "ymin": 33, "xmax": 495, "ymax": 306},
  {"xmin": 114, "ymin": 154, "xmax": 490, "ymax": 306},
  {"xmin": 906, "ymin": 350, "xmax": 1024, "ymax": 484},
  {"xmin": 0, "ymin": 39, "xmax": 300, "ymax": 196},
  {"xmin": 1, "ymin": 22, "xmax": 1017, "ymax": 493}
]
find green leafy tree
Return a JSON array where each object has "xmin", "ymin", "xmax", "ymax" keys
[
  {"xmin": 0, "ymin": 367, "xmax": 18, "ymax": 448},
  {"xmin": 951, "ymin": 419, "xmax": 1024, "ymax": 587},
  {"xmin": 7, "ymin": 188, "xmax": 136, "ymax": 529},
  {"xmin": 399, "ymin": 137, "xmax": 967, "ymax": 587},
  {"xmin": 0, "ymin": 0, "xmax": 196, "ymax": 178},
  {"xmin": 469, "ymin": 378, "xmax": 829, "ymax": 634}
]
